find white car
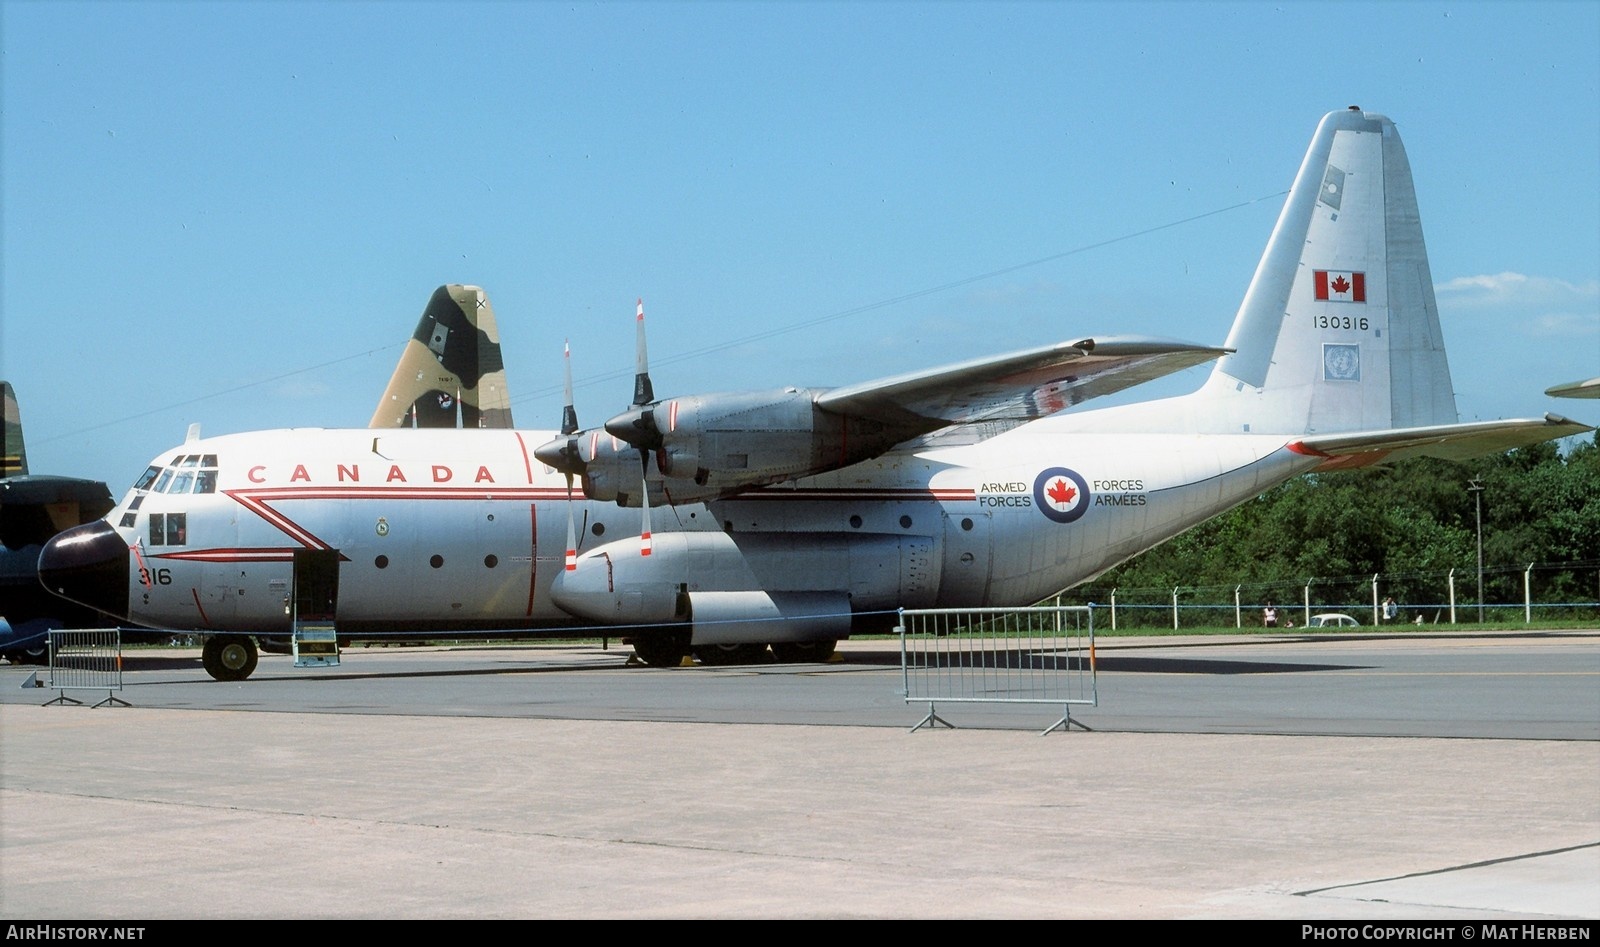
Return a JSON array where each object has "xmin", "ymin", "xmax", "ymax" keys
[{"xmin": 1305, "ymin": 613, "xmax": 1361, "ymax": 629}]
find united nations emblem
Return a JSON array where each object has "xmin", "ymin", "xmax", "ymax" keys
[{"xmin": 1323, "ymin": 343, "xmax": 1361, "ymax": 381}]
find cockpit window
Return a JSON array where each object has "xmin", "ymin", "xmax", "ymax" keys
[{"xmin": 142, "ymin": 455, "xmax": 220, "ymax": 493}]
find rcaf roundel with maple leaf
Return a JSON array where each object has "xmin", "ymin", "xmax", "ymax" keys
[{"xmin": 1033, "ymin": 467, "xmax": 1091, "ymax": 523}]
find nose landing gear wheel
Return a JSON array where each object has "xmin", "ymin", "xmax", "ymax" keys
[{"xmin": 202, "ymin": 636, "xmax": 259, "ymax": 681}]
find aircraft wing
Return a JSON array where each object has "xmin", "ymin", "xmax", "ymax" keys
[
  {"xmin": 1289, "ymin": 414, "xmax": 1594, "ymax": 470},
  {"xmin": 814, "ymin": 336, "xmax": 1229, "ymax": 428}
]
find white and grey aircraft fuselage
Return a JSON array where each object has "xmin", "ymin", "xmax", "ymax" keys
[{"xmin": 39, "ymin": 108, "xmax": 1591, "ymax": 679}]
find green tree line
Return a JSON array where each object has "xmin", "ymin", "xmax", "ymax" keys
[{"xmin": 1065, "ymin": 433, "xmax": 1599, "ymax": 620}]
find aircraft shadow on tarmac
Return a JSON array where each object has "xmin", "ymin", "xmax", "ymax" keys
[{"xmin": 103, "ymin": 647, "xmax": 1371, "ymax": 681}]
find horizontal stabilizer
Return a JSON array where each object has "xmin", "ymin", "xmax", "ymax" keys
[
  {"xmin": 1289, "ymin": 414, "xmax": 1594, "ymax": 469},
  {"xmin": 1546, "ymin": 377, "xmax": 1600, "ymax": 400},
  {"xmin": 816, "ymin": 336, "xmax": 1227, "ymax": 428}
]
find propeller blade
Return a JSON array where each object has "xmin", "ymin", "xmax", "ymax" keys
[
  {"xmin": 564, "ymin": 474, "xmax": 578, "ymax": 572},
  {"xmin": 559, "ymin": 340, "xmax": 579, "ymax": 437},
  {"xmin": 534, "ymin": 341, "xmax": 590, "ymax": 476},
  {"xmin": 637, "ymin": 451, "xmax": 653, "ymax": 558},
  {"xmin": 632, "ymin": 298, "xmax": 654, "ymax": 407},
  {"xmin": 605, "ymin": 299, "xmax": 666, "ymax": 450}
]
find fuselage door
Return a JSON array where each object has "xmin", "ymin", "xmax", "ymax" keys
[{"xmin": 293, "ymin": 548, "xmax": 341, "ymax": 623}]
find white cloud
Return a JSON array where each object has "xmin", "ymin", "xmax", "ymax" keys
[
  {"xmin": 1435, "ymin": 272, "xmax": 1600, "ymax": 339},
  {"xmin": 1436, "ymin": 271, "xmax": 1599, "ymax": 310}
]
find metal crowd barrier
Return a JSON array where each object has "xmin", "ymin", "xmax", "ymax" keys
[
  {"xmin": 45, "ymin": 628, "xmax": 129, "ymax": 708},
  {"xmin": 898, "ymin": 605, "xmax": 1095, "ymax": 735}
]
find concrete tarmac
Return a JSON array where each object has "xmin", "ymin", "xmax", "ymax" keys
[{"xmin": 1, "ymin": 633, "xmax": 1596, "ymax": 920}]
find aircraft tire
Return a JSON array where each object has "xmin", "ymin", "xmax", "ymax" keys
[
  {"xmin": 202, "ymin": 636, "xmax": 259, "ymax": 682},
  {"xmin": 770, "ymin": 640, "xmax": 838, "ymax": 664},
  {"xmin": 631, "ymin": 629, "xmax": 691, "ymax": 668},
  {"xmin": 7, "ymin": 643, "xmax": 51, "ymax": 666},
  {"xmin": 693, "ymin": 643, "xmax": 770, "ymax": 666}
]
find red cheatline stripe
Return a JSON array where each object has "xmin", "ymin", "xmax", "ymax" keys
[
  {"xmin": 514, "ymin": 431, "xmax": 535, "ymax": 483},
  {"xmin": 190, "ymin": 588, "xmax": 211, "ymax": 626},
  {"xmin": 728, "ymin": 488, "xmax": 977, "ymax": 501},
  {"xmin": 153, "ymin": 549, "xmax": 296, "ymax": 562}
]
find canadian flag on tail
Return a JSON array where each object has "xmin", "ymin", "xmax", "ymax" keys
[{"xmin": 1314, "ymin": 270, "xmax": 1366, "ymax": 303}]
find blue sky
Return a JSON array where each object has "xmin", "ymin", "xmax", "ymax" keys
[{"xmin": 3, "ymin": 0, "xmax": 1597, "ymax": 486}]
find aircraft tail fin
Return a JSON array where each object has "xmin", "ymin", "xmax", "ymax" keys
[
  {"xmin": 1195, "ymin": 107, "xmax": 1458, "ymax": 435},
  {"xmin": 369, "ymin": 285, "xmax": 514, "ymax": 429},
  {"xmin": 2, "ymin": 382, "xmax": 27, "ymax": 477}
]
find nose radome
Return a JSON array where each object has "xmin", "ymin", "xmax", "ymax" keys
[{"xmin": 37, "ymin": 520, "xmax": 130, "ymax": 621}]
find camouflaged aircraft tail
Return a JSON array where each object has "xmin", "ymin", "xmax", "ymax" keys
[
  {"xmin": 2, "ymin": 381, "xmax": 27, "ymax": 478},
  {"xmin": 369, "ymin": 285, "xmax": 513, "ymax": 429}
]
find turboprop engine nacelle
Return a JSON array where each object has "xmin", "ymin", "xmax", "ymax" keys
[
  {"xmin": 548, "ymin": 529, "xmax": 936, "ymax": 642},
  {"xmin": 589, "ymin": 387, "xmax": 920, "ymax": 507}
]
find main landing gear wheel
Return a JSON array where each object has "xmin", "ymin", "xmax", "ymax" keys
[
  {"xmin": 202, "ymin": 635, "xmax": 259, "ymax": 682},
  {"xmin": 693, "ymin": 643, "xmax": 771, "ymax": 666},
  {"xmin": 770, "ymin": 640, "xmax": 838, "ymax": 664},
  {"xmin": 631, "ymin": 629, "xmax": 691, "ymax": 668},
  {"xmin": 11, "ymin": 643, "xmax": 50, "ymax": 666}
]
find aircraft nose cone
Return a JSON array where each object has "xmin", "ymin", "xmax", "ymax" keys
[
  {"xmin": 38, "ymin": 520, "xmax": 130, "ymax": 620},
  {"xmin": 533, "ymin": 436, "xmax": 582, "ymax": 475}
]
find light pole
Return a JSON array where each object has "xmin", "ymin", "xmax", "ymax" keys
[{"xmin": 1468, "ymin": 477, "xmax": 1485, "ymax": 622}]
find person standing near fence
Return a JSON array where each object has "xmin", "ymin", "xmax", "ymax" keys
[
  {"xmin": 1264, "ymin": 603, "xmax": 1278, "ymax": 628},
  {"xmin": 1383, "ymin": 597, "xmax": 1398, "ymax": 622}
]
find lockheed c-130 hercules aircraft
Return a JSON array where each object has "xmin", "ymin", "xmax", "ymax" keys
[{"xmin": 39, "ymin": 108, "xmax": 1593, "ymax": 681}]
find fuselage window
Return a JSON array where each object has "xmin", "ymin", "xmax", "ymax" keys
[
  {"xmin": 152, "ymin": 469, "xmax": 175, "ymax": 493},
  {"xmin": 171, "ymin": 470, "xmax": 195, "ymax": 494},
  {"xmin": 484, "ymin": 554, "xmax": 498, "ymax": 568},
  {"xmin": 148, "ymin": 512, "xmax": 187, "ymax": 546},
  {"xmin": 120, "ymin": 512, "xmax": 138, "ymax": 528},
  {"xmin": 430, "ymin": 554, "xmax": 444, "ymax": 569},
  {"xmin": 374, "ymin": 555, "xmax": 389, "ymax": 569},
  {"xmin": 133, "ymin": 466, "xmax": 162, "ymax": 491},
  {"xmin": 195, "ymin": 470, "xmax": 217, "ymax": 494}
]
